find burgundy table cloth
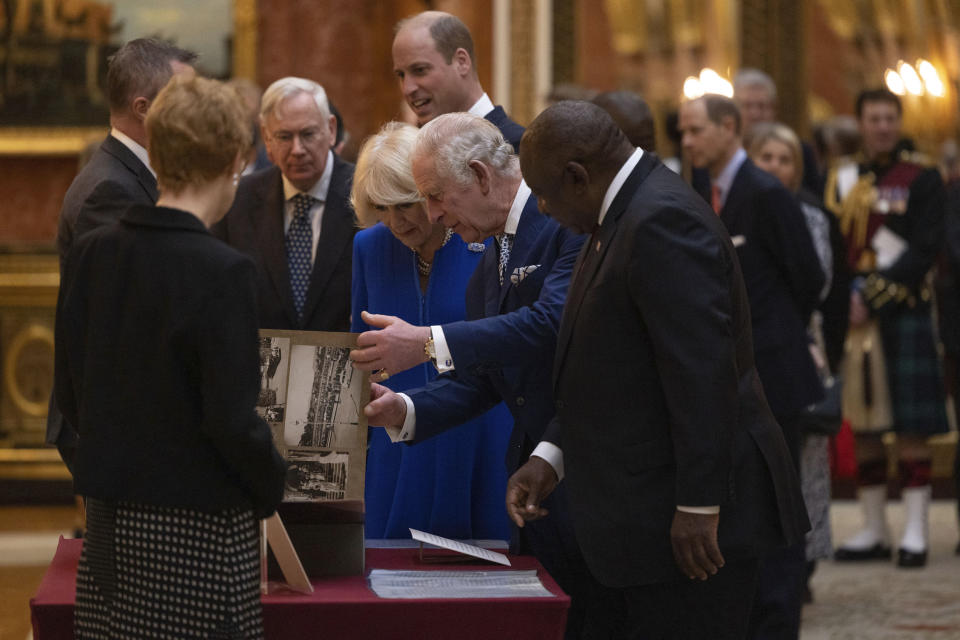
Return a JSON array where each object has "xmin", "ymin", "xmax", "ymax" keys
[{"xmin": 32, "ymin": 537, "xmax": 570, "ymax": 639}]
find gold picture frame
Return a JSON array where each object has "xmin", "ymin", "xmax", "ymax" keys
[{"xmin": 0, "ymin": 0, "xmax": 257, "ymax": 157}]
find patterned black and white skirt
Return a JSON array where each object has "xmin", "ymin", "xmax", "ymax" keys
[{"xmin": 76, "ymin": 498, "xmax": 263, "ymax": 640}]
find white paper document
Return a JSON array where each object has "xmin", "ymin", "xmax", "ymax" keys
[
  {"xmin": 368, "ymin": 569, "xmax": 554, "ymax": 599},
  {"xmin": 871, "ymin": 226, "xmax": 908, "ymax": 270},
  {"xmin": 409, "ymin": 528, "xmax": 511, "ymax": 566}
]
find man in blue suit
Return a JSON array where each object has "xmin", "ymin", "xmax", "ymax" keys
[
  {"xmin": 392, "ymin": 11, "xmax": 524, "ymax": 151},
  {"xmin": 358, "ymin": 113, "xmax": 610, "ymax": 638}
]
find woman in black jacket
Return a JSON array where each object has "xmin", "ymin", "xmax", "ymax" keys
[{"xmin": 55, "ymin": 75, "xmax": 286, "ymax": 640}]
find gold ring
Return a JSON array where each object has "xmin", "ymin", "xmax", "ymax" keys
[{"xmin": 374, "ymin": 369, "xmax": 390, "ymax": 382}]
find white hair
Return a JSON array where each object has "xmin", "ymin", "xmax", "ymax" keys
[
  {"xmin": 414, "ymin": 112, "xmax": 518, "ymax": 186},
  {"xmin": 260, "ymin": 76, "xmax": 331, "ymax": 123},
  {"xmin": 733, "ymin": 68, "xmax": 777, "ymax": 101}
]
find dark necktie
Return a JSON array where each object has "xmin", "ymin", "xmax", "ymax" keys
[
  {"xmin": 286, "ymin": 193, "xmax": 316, "ymax": 320},
  {"xmin": 497, "ymin": 233, "xmax": 514, "ymax": 286}
]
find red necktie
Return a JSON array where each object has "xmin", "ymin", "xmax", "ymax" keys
[{"xmin": 711, "ymin": 185, "xmax": 722, "ymax": 215}]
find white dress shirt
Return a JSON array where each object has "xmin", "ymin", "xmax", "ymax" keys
[
  {"xmin": 110, "ymin": 128, "xmax": 155, "ymax": 178},
  {"xmin": 281, "ymin": 150, "xmax": 335, "ymax": 265},
  {"xmin": 467, "ymin": 93, "xmax": 496, "ymax": 118},
  {"xmin": 712, "ymin": 147, "xmax": 748, "ymax": 212},
  {"xmin": 387, "ymin": 180, "xmax": 532, "ymax": 443}
]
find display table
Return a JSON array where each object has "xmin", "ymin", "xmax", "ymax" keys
[{"xmin": 31, "ymin": 537, "xmax": 570, "ymax": 639}]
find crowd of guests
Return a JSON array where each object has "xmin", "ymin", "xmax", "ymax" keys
[{"xmin": 49, "ymin": 9, "xmax": 960, "ymax": 640}]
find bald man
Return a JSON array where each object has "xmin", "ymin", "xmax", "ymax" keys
[
  {"xmin": 392, "ymin": 10, "xmax": 524, "ymax": 150},
  {"xmin": 508, "ymin": 101, "xmax": 809, "ymax": 638}
]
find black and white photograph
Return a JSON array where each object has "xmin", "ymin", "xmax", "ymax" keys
[
  {"xmin": 284, "ymin": 450, "xmax": 349, "ymax": 501},
  {"xmin": 256, "ymin": 336, "xmax": 290, "ymax": 425},
  {"xmin": 283, "ymin": 344, "xmax": 363, "ymax": 450}
]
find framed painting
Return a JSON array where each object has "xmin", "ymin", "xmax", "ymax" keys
[{"xmin": 0, "ymin": 0, "xmax": 256, "ymax": 155}]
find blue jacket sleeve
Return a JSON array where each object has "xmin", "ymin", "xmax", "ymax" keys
[{"xmin": 439, "ymin": 227, "xmax": 583, "ymax": 371}]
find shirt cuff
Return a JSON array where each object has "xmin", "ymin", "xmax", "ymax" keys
[
  {"xmin": 431, "ymin": 325, "xmax": 455, "ymax": 372},
  {"xmin": 387, "ymin": 394, "xmax": 417, "ymax": 443},
  {"xmin": 531, "ymin": 441, "xmax": 564, "ymax": 482},
  {"xmin": 677, "ymin": 505, "xmax": 720, "ymax": 515}
]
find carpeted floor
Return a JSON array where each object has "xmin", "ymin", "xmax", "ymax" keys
[{"xmin": 802, "ymin": 500, "xmax": 960, "ymax": 639}]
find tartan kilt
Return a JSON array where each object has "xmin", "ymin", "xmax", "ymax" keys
[{"xmin": 878, "ymin": 305, "xmax": 950, "ymax": 435}]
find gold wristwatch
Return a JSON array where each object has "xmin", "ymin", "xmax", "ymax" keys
[{"xmin": 424, "ymin": 335, "xmax": 437, "ymax": 363}]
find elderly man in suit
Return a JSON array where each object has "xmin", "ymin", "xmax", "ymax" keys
[
  {"xmin": 508, "ymin": 100, "xmax": 809, "ymax": 639},
  {"xmin": 679, "ymin": 94, "xmax": 824, "ymax": 639},
  {"xmin": 392, "ymin": 11, "xmax": 524, "ymax": 150},
  {"xmin": 213, "ymin": 77, "xmax": 355, "ymax": 332},
  {"xmin": 360, "ymin": 113, "xmax": 613, "ymax": 638},
  {"xmin": 50, "ymin": 38, "xmax": 196, "ymax": 469}
]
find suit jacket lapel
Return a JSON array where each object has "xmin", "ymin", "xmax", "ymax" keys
[
  {"xmin": 553, "ymin": 153, "xmax": 657, "ymax": 388},
  {"xmin": 300, "ymin": 157, "xmax": 354, "ymax": 325},
  {"xmin": 480, "ymin": 246, "xmax": 501, "ymax": 317},
  {"xmin": 719, "ymin": 160, "xmax": 750, "ymax": 229},
  {"xmin": 101, "ymin": 134, "xmax": 158, "ymax": 202},
  {"xmin": 497, "ymin": 196, "xmax": 545, "ymax": 310},
  {"xmin": 257, "ymin": 168, "xmax": 300, "ymax": 327}
]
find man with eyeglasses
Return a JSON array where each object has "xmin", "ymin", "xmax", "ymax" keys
[{"xmin": 214, "ymin": 76, "xmax": 355, "ymax": 332}]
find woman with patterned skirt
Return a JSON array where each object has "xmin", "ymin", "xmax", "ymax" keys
[{"xmin": 55, "ymin": 76, "xmax": 287, "ymax": 639}]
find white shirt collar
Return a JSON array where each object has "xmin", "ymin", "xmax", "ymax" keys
[
  {"xmin": 110, "ymin": 128, "xmax": 155, "ymax": 178},
  {"xmin": 713, "ymin": 147, "xmax": 747, "ymax": 207},
  {"xmin": 467, "ymin": 93, "xmax": 495, "ymax": 118},
  {"xmin": 599, "ymin": 147, "xmax": 644, "ymax": 226},
  {"xmin": 282, "ymin": 150, "xmax": 335, "ymax": 202},
  {"xmin": 504, "ymin": 179, "xmax": 531, "ymax": 235}
]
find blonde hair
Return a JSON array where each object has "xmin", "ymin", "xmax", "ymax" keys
[
  {"xmin": 146, "ymin": 75, "xmax": 251, "ymax": 193},
  {"xmin": 350, "ymin": 122, "xmax": 423, "ymax": 228},
  {"xmin": 747, "ymin": 121, "xmax": 803, "ymax": 192}
]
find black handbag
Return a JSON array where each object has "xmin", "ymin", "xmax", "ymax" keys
[{"xmin": 800, "ymin": 374, "xmax": 843, "ymax": 436}]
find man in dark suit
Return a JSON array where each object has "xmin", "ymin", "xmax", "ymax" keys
[
  {"xmin": 508, "ymin": 100, "xmax": 809, "ymax": 639},
  {"xmin": 49, "ymin": 38, "xmax": 196, "ymax": 469},
  {"xmin": 392, "ymin": 11, "xmax": 524, "ymax": 150},
  {"xmin": 361, "ymin": 113, "xmax": 612, "ymax": 638},
  {"xmin": 213, "ymin": 77, "xmax": 355, "ymax": 332},
  {"xmin": 679, "ymin": 94, "xmax": 824, "ymax": 639}
]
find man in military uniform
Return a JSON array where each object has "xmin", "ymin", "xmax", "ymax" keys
[{"xmin": 825, "ymin": 88, "xmax": 948, "ymax": 568}]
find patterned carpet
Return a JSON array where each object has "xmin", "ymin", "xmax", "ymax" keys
[{"xmin": 802, "ymin": 501, "xmax": 960, "ymax": 639}]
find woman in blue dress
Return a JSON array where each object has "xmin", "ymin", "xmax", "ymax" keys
[{"xmin": 350, "ymin": 122, "xmax": 513, "ymax": 540}]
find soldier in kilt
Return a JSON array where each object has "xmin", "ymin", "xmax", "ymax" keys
[{"xmin": 825, "ymin": 89, "xmax": 949, "ymax": 568}]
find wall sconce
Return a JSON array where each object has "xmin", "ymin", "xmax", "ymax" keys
[{"xmin": 884, "ymin": 59, "xmax": 946, "ymax": 98}]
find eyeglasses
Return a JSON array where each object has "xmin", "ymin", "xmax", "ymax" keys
[{"xmin": 269, "ymin": 128, "xmax": 324, "ymax": 148}]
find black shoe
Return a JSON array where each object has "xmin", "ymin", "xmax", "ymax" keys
[
  {"xmin": 897, "ymin": 547, "xmax": 927, "ymax": 568},
  {"xmin": 834, "ymin": 543, "xmax": 892, "ymax": 561}
]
